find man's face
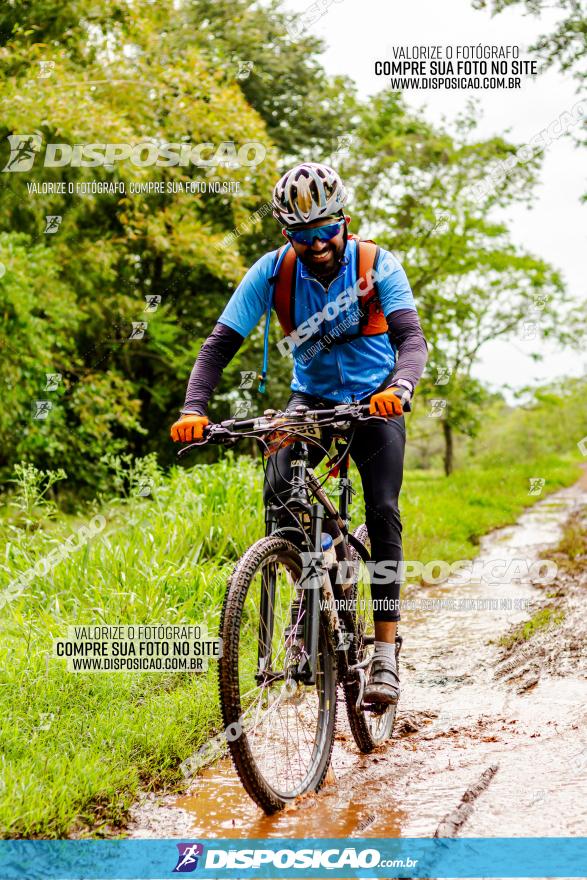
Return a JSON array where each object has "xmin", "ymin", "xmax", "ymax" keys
[{"xmin": 286, "ymin": 216, "xmax": 347, "ymax": 278}]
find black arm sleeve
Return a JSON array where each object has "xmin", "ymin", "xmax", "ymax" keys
[
  {"xmin": 181, "ymin": 322, "xmax": 244, "ymax": 415},
  {"xmin": 386, "ymin": 308, "xmax": 428, "ymax": 392}
]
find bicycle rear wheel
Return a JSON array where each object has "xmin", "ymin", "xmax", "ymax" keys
[
  {"xmin": 218, "ymin": 536, "xmax": 337, "ymax": 814},
  {"xmin": 344, "ymin": 524, "xmax": 398, "ymax": 751}
]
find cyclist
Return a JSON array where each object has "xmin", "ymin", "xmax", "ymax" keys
[{"xmin": 171, "ymin": 163, "xmax": 428, "ymax": 705}]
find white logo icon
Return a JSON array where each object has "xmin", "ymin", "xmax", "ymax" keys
[
  {"xmin": 428, "ymin": 399, "xmax": 447, "ymax": 418},
  {"xmin": 128, "ymin": 321, "xmax": 148, "ymax": 340},
  {"xmin": 3, "ymin": 134, "xmax": 43, "ymax": 173},
  {"xmin": 528, "ymin": 477, "xmax": 545, "ymax": 496},
  {"xmin": 144, "ymin": 295, "xmax": 161, "ymax": 313},
  {"xmin": 32, "ymin": 400, "xmax": 53, "ymax": 419},
  {"xmin": 44, "ymin": 215, "xmax": 62, "ymax": 234},
  {"xmin": 45, "ymin": 373, "xmax": 62, "ymax": 391}
]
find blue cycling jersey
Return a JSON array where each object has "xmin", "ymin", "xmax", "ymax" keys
[{"xmin": 219, "ymin": 238, "xmax": 417, "ymax": 403}]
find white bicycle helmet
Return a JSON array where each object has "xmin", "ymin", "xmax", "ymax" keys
[{"xmin": 272, "ymin": 162, "xmax": 348, "ymax": 226}]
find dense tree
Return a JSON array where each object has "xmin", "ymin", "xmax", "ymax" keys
[
  {"xmin": 473, "ymin": 0, "xmax": 586, "ymax": 84},
  {"xmin": 473, "ymin": 0, "xmax": 586, "ymax": 153},
  {"xmin": 0, "ymin": 0, "xmax": 364, "ymax": 488},
  {"xmin": 343, "ymin": 92, "xmax": 576, "ymax": 473}
]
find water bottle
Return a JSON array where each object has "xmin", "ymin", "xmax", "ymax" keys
[{"xmin": 321, "ymin": 533, "xmax": 337, "ymax": 570}]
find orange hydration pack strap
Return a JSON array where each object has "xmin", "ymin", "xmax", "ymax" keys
[{"xmin": 273, "ymin": 245, "xmax": 297, "ymax": 337}]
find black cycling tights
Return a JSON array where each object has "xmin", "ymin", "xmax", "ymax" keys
[{"xmin": 263, "ymin": 392, "xmax": 406, "ymax": 622}]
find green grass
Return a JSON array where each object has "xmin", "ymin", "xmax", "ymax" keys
[
  {"xmin": 542, "ymin": 504, "xmax": 587, "ymax": 574},
  {"xmin": 400, "ymin": 454, "xmax": 581, "ymax": 565},
  {"xmin": 0, "ymin": 450, "xmax": 581, "ymax": 837},
  {"xmin": 0, "ymin": 453, "xmax": 262, "ymax": 838},
  {"xmin": 498, "ymin": 606, "xmax": 566, "ymax": 650}
]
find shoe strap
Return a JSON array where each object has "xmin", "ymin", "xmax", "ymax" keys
[{"xmin": 371, "ymin": 656, "xmax": 399, "ymax": 680}]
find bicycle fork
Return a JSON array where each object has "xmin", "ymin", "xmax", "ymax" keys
[{"xmin": 260, "ymin": 443, "xmax": 326, "ymax": 687}]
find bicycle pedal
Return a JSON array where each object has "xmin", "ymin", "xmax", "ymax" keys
[{"xmin": 361, "ymin": 699, "xmax": 390, "ymax": 716}]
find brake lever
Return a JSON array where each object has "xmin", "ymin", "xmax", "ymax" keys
[
  {"xmin": 177, "ymin": 439, "xmax": 208, "ymax": 457},
  {"xmin": 176, "ymin": 423, "xmax": 233, "ymax": 457},
  {"xmin": 356, "ymin": 413, "xmax": 387, "ymax": 423}
]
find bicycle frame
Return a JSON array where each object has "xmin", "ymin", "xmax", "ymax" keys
[{"xmin": 263, "ymin": 438, "xmax": 359, "ymax": 686}]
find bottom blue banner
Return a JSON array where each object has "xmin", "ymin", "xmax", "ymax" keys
[{"xmin": 0, "ymin": 837, "xmax": 585, "ymax": 878}]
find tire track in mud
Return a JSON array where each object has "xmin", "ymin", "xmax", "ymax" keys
[
  {"xmin": 128, "ymin": 478, "xmax": 587, "ymax": 840},
  {"xmin": 434, "ymin": 765, "xmax": 499, "ymax": 837}
]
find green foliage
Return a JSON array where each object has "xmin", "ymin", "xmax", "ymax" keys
[
  {"xmin": 0, "ymin": 0, "xmax": 281, "ymax": 488},
  {"xmin": 0, "ymin": 453, "xmax": 264, "ymax": 836},
  {"xmin": 99, "ymin": 451, "xmax": 163, "ymax": 499},
  {"xmin": 6, "ymin": 462, "xmax": 67, "ymax": 527},
  {"xmin": 341, "ymin": 92, "xmax": 581, "ymax": 471},
  {"xmin": 0, "ymin": 0, "xmax": 364, "ymax": 488},
  {"xmin": 183, "ymin": 0, "xmax": 359, "ymax": 158},
  {"xmin": 470, "ymin": 378, "xmax": 587, "ymax": 468},
  {"xmin": 473, "ymin": 0, "xmax": 587, "ymax": 85},
  {"xmin": 498, "ymin": 606, "xmax": 565, "ymax": 649}
]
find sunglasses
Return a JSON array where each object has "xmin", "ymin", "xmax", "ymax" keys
[{"xmin": 284, "ymin": 219, "xmax": 344, "ymax": 245}]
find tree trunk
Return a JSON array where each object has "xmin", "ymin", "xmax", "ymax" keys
[{"xmin": 443, "ymin": 419, "xmax": 454, "ymax": 476}]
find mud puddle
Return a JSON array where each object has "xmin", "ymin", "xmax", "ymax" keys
[{"xmin": 129, "ymin": 481, "xmax": 587, "ymax": 840}]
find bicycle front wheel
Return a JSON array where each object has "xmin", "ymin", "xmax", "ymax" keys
[{"xmin": 218, "ymin": 536, "xmax": 337, "ymax": 814}]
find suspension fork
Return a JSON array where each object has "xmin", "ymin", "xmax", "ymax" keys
[
  {"xmin": 259, "ymin": 434, "xmax": 310, "ymax": 671},
  {"xmin": 301, "ymin": 500, "xmax": 325, "ymax": 686},
  {"xmin": 336, "ymin": 448, "xmax": 353, "ymax": 527},
  {"xmin": 288, "ymin": 441, "xmax": 324, "ymax": 685},
  {"xmin": 257, "ymin": 504, "xmax": 284, "ymax": 676},
  {"xmin": 265, "ymin": 505, "xmax": 279, "ymax": 537}
]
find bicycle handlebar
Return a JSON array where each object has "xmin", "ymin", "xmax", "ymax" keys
[{"xmin": 177, "ymin": 402, "xmax": 379, "ymax": 457}]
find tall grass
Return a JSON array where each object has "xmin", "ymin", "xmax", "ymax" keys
[{"xmin": 0, "ymin": 453, "xmax": 263, "ymax": 838}]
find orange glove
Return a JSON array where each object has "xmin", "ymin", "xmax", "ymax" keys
[
  {"xmin": 369, "ymin": 385, "xmax": 410, "ymax": 417},
  {"xmin": 170, "ymin": 413, "xmax": 209, "ymax": 442}
]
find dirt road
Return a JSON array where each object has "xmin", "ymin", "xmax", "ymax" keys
[{"xmin": 129, "ymin": 479, "xmax": 587, "ymax": 840}]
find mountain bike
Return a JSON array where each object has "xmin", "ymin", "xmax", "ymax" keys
[{"xmin": 180, "ymin": 402, "xmax": 402, "ymax": 814}]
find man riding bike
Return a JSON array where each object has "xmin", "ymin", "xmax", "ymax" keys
[{"xmin": 171, "ymin": 162, "xmax": 428, "ymax": 705}]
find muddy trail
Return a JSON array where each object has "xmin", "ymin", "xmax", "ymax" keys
[{"xmin": 129, "ymin": 477, "xmax": 587, "ymax": 841}]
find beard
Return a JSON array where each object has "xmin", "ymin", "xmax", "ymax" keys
[{"xmin": 298, "ymin": 236, "xmax": 346, "ymax": 278}]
